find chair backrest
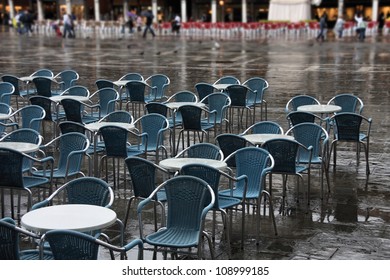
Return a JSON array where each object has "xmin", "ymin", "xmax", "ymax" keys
[
  {"xmin": 0, "ymin": 82, "xmax": 15, "ymax": 105},
  {"xmin": 262, "ymin": 139, "xmax": 303, "ymax": 173},
  {"xmin": 0, "ymin": 148, "xmax": 25, "ymax": 188},
  {"xmin": 194, "ymin": 82, "xmax": 218, "ymax": 102},
  {"xmin": 225, "ymin": 147, "xmax": 273, "ymax": 197},
  {"xmin": 214, "ymin": 76, "xmax": 240, "ymax": 85},
  {"xmin": 31, "ymin": 69, "xmax": 54, "ymax": 78},
  {"xmin": 99, "ymin": 125, "xmax": 129, "ymax": 157},
  {"xmin": 285, "ymin": 95, "xmax": 320, "ymax": 112},
  {"xmin": 167, "ymin": 90, "xmax": 198, "ymax": 102},
  {"xmin": 331, "ymin": 113, "xmax": 363, "ymax": 141},
  {"xmin": 136, "ymin": 113, "xmax": 169, "ymax": 149},
  {"xmin": 176, "ymin": 143, "xmax": 223, "ymax": 160},
  {"xmin": 42, "ymin": 229, "xmax": 100, "ymax": 260},
  {"xmin": 216, "ymin": 133, "xmax": 251, "ymax": 167},
  {"xmin": 0, "ymin": 217, "xmax": 22, "ymax": 260},
  {"xmin": 95, "ymin": 88, "xmax": 119, "ymax": 116},
  {"xmin": 201, "ymin": 92, "xmax": 231, "ymax": 124},
  {"xmin": 1, "ymin": 128, "xmax": 42, "ymax": 145},
  {"xmin": 327, "ymin": 93, "xmax": 364, "ymax": 114},
  {"xmin": 242, "ymin": 77, "xmax": 269, "ymax": 103},
  {"xmin": 158, "ymin": 176, "xmax": 214, "ymax": 231},
  {"xmin": 32, "ymin": 77, "xmax": 53, "ymax": 97},
  {"xmin": 180, "ymin": 164, "xmax": 222, "ymax": 209},
  {"xmin": 95, "ymin": 79, "xmax": 114, "ymax": 90},
  {"xmin": 62, "ymin": 85, "xmax": 89, "ymax": 97},
  {"xmin": 286, "ymin": 123, "xmax": 328, "ymax": 161},
  {"xmin": 145, "ymin": 74, "xmax": 170, "ymax": 100},
  {"xmin": 178, "ymin": 105, "xmax": 203, "ymax": 130},
  {"xmin": 125, "ymin": 157, "xmax": 160, "ymax": 199},
  {"xmin": 286, "ymin": 111, "xmax": 321, "ymax": 127},
  {"xmin": 56, "ymin": 70, "xmax": 79, "ymax": 91},
  {"xmin": 60, "ymin": 98, "xmax": 84, "ymax": 123},
  {"xmin": 1, "ymin": 75, "xmax": 21, "ymax": 96},
  {"xmin": 243, "ymin": 121, "xmax": 283, "ymax": 135},
  {"xmin": 126, "ymin": 81, "xmax": 149, "ymax": 103},
  {"xmin": 58, "ymin": 121, "xmax": 86, "ymax": 134},
  {"xmin": 225, "ymin": 84, "xmax": 249, "ymax": 107},
  {"xmin": 119, "ymin": 73, "xmax": 144, "ymax": 81},
  {"xmin": 145, "ymin": 102, "xmax": 168, "ymax": 117},
  {"xmin": 103, "ymin": 110, "xmax": 133, "ymax": 123},
  {"xmin": 50, "ymin": 177, "xmax": 113, "ymax": 207},
  {"xmin": 0, "ymin": 103, "xmax": 11, "ymax": 134},
  {"xmin": 17, "ymin": 105, "xmax": 46, "ymax": 132},
  {"xmin": 29, "ymin": 96, "xmax": 55, "ymax": 121},
  {"xmin": 55, "ymin": 132, "xmax": 89, "ymax": 174}
]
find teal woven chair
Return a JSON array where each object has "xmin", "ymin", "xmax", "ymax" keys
[
  {"xmin": 53, "ymin": 70, "xmax": 79, "ymax": 94},
  {"xmin": 242, "ymin": 77, "xmax": 269, "ymax": 121},
  {"xmin": 179, "ymin": 163, "xmax": 247, "ymax": 254},
  {"xmin": 145, "ymin": 73, "xmax": 170, "ymax": 101},
  {"xmin": 285, "ymin": 95, "xmax": 320, "ymax": 113},
  {"xmin": 0, "ymin": 217, "xmax": 53, "ymax": 260},
  {"xmin": 219, "ymin": 147, "xmax": 277, "ymax": 244},
  {"xmin": 40, "ymin": 229, "xmax": 143, "ymax": 260},
  {"xmin": 241, "ymin": 120, "xmax": 284, "ymax": 135},
  {"xmin": 327, "ymin": 93, "xmax": 364, "ymax": 114},
  {"xmin": 137, "ymin": 175, "xmax": 215, "ymax": 259},
  {"xmin": 0, "ymin": 82, "xmax": 14, "ymax": 105}
]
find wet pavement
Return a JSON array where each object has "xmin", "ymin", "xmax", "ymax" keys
[{"xmin": 1, "ymin": 26, "xmax": 390, "ymax": 260}]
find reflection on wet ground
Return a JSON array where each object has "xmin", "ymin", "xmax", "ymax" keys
[{"xmin": 1, "ymin": 27, "xmax": 390, "ymax": 259}]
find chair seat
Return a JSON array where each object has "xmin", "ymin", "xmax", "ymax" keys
[
  {"xmin": 20, "ymin": 249, "xmax": 53, "ymax": 260},
  {"xmin": 23, "ymin": 176, "xmax": 50, "ymax": 188},
  {"xmin": 219, "ymin": 188, "xmax": 259, "ymax": 200},
  {"xmin": 32, "ymin": 169, "xmax": 79, "ymax": 179},
  {"xmin": 218, "ymin": 196, "xmax": 241, "ymax": 209},
  {"xmin": 145, "ymin": 227, "xmax": 200, "ymax": 248}
]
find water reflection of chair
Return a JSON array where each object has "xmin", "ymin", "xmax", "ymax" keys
[
  {"xmin": 0, "ymin": 217, "xmax": 53, "ymax": 260},
  {"xmin": 262, "ymin": 139, "xmax": 312, "ymax": 214},
  {"xmin": 40, "ymin": 229, "xmax": 143, "ymax": 260},
  {"xmin": 137, "ymin": 175, "xmax": 215, "ymax": 259},
  {"xmin": 0, "ymin": 148, "xmax": 53, "ymax": 220},
  {"xmin": 219, "ymin": 147, "xmax": 277, "ymax": 245},
  {"xmin": 124, "ymin": 157, "xmax": 170, "ymax": 229},
  {"xmin": 242, "ymin": 77, "xmax": 269, "ymax": 121},
  {"xmin": 179, "ymin": 163, "xmax": 247, "ymax": 255},
  {"xmin": 328, "ymin": 113, "xmax": 371, "ymax": 178}
]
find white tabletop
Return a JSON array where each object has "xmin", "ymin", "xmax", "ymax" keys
[
  {"xmin": 242, "ymin": 134, "xmax": 294, "ymax": 145},
  {"xmin": 297, "ymin": 104, "xmax": 342, "ymax": 114},
  {"xmin": 50, "ymin": 95, "xmax": 90, "ymax": 102},
  {"xmin": 20, "ymin": 76, "xmax": 54, "ymax": 82},
  {"xmin": 85, "ymin": 122, "xmax": 135, "ymax": 132},
  {"xmin": 165, "ymin": 102, "xmax": 206, "ymax": 110},
  {"xmin": 0, "ymin": 142, "xmax": 40, "ymax": 153},
  {"xmin": 159, "ymin": 157, "xmax": 227, "ymax": 172},
  {"xmin": 113, "ymin": 80, "xmax": 131, "ymax": 87},
  {"xmin": 213, "ymin": 84, "xmax": 231, "ymax": 90},
  {"xmin": 21, "ymin": 204, "xmax": 117, "ymax": 233}
]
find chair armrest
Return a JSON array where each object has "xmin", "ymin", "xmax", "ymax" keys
[{"xmin": 31, "ymin": 199, "xmax": 50, "ymax": 210}]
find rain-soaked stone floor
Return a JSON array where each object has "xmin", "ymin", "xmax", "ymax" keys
[{"xmin": 1, "ymin": 26, "xmax": 390, "ymax": 260}]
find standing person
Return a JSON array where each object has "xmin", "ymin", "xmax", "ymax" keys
[
  {"xmin": 172, "ymin": 14, "xmax": 181, "ymax": 35},
  {"xmin": 355, "ymin": 12, "xmax": 366, "ymax": 42},
  {"xmin": 62, "ymin": 11, "xmax": 74, "ymax": 38},
  {"xmin": 378, "ymin": 12, "xmax": 385, "ymax": 35},
  {"xmin": 316, "ymin": 12, "xmax": 327, "ymax": 42},
  {"xmin": 21, "ymin": 9, "xmax": 34, "ymax": 35},
  {"xmin": 143, "ymin": 10, "xmax": 155, "ymax": 38},
  {"xmin": 127, "ymin": 8, "xmax": 137, "ymax": 33},
  {"xmin": 334, "ymin": 15, "xmax": 345, "ymax": 39}
]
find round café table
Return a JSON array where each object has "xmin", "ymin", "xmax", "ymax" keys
[
  {"xmin": 21, "ymin": 204, "xmax": 117, "ymax": 233},
  {"xmin": 159, "ymin": 157, "xmax": 227, "ymax": 172},
  {"xmin": 0, "ymin": 142, "xmax": 40, "ymax": 153},
  {"xmin": 297, "ymin": 104, "xmax": 342, "ymax": 114},
  {"xmin": 242, "ymin": 134, "xmax": 294, "ymax": 146}
]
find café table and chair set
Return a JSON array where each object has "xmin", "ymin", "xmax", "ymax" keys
[{"xmin": 0, "ymin": 69, "xmax": 372, "ymax": 260}]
